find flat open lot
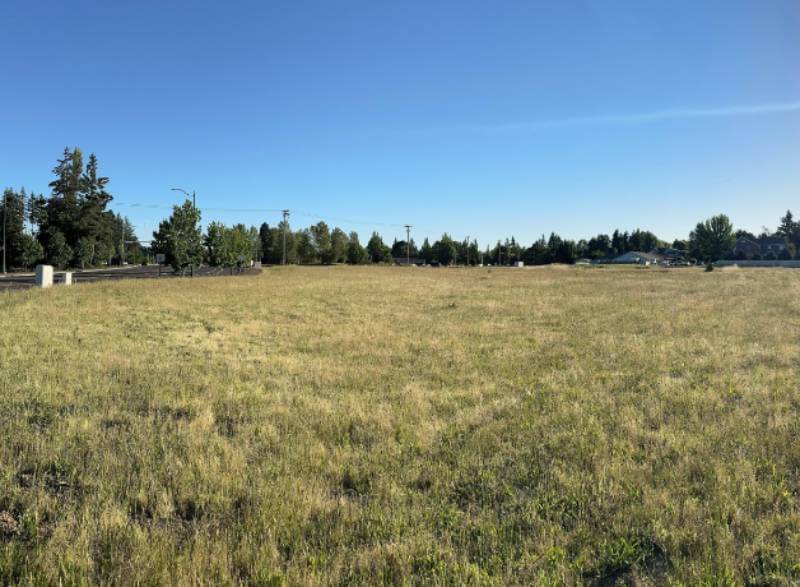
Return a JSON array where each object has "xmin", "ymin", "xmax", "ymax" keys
[{"xmin": 1, "ymin": 266, "xmax": 799, "ymax": 584}]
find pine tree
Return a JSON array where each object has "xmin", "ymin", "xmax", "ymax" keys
[
  {"xmin": 777, "ymin": 210, "xmax": 795, "ymax": 238},
  {"xmin": 310, "ymin": 221, "xmax": 332, "ymax": 263},
  {"xmin": 346, "ymin": 231, "xmax": 367, "ymax": 264},
  {"xmin": 295, "ymin": 230, "xmax": 316, "ymax": 264},
  {"xmin": 366, "ymin": 232, "xmax": 390, "ymax": 263},
  {"xmin": 420, "ymin": 238, "xmax": 433, "ymax": 264},
  {"xmin": 259, "ymin": 223, "xmax": 272, "ymax": 263},
  {"xmin": 330, "ymin": 228, "xmax": 349, "ymax": 263},
  {"xmin": 1, "ymin": 189, "xmax": 26, "ymax": 269}
]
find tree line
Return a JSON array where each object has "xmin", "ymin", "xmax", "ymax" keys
[
  {"xmin": 3, "ymin": 148, "xmax": 799, "ymax": 271},
  {"xmin": 2, "ymin": 148, "xmax": 142, "ymax": 270}
]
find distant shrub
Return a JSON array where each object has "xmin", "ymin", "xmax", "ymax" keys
[{"xmin": 705, "ymin": 263, "xmax": 714, "ymax": 272}]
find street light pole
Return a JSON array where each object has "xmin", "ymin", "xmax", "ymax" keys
[{"xmin": 170, "ymin": 187, "xmax": 196, "ymax": 210}]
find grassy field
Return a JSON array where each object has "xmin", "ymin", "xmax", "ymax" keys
[{"xmin": 1, "ymin": 266, "xmax": 799, "ymax": 585}]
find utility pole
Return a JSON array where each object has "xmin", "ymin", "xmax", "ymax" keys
[
  {"xmin": 404, "ymin": 224, "xmax": 412, "ymax": 266},
  {"xmin": 2, "ymin": 189, "xmax": 6, "ymax": 275},
  {"xmin": 282, "ymin": 209, "xmax": 290, "ymax": 265},
  {"xmin": 465, "ymin": 235, "xmax": 470, "ymax": 267}
]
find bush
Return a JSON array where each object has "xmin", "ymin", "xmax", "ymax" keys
[{"xmin": 705, "ymin": 263, "xmax": 714, "ymax": 272}]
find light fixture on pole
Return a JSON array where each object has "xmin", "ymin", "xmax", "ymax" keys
[{"xmin": 170, "ymin": 187, "xmax": 196, "ymax": 209}]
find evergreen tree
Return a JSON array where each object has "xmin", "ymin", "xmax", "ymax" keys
[
  {"xmin": 310, "ymin": 221, "xmax": 333, "ymax": 263},
  {"xmin": 391, "ymin": 238, "xmax": 418, "ymax": 259},
  {"xmin": 120, "ymin": 217, "xmax": 142, "ymax": 264},
  {"xmin": 420, "ymin": 238, "xmax": 433, "ymax": 264},
  {"xmin": 611, "ymin": 229, "xmax": 624, "ymax": 255},
  {"xmin": 276, "ymin": 220, "xmax": 296, "ymax": 263},
  {"xmin": 17, "ymin": 234, "xmax": 43, "ymax": 270},
  {"xmin": 777, "ymin": 210, "xmax": 796, "ymax": 238},
  {"xmin": 46, "ymin": 231, "xmax": 73, "ymax": 269},
  {"xmin": 585, "ymin": 234, "xmax": 611, "ymax": 259},
  {"xmin": 628, "ymin": 229, "xmax": 660, "ymax": 252},
  {"xmin": 777, "ymin": 210, "xmax": 799, "ymax": 250},
  {"xmin": 523, "ymin": 237, "xmax": 550, "ymax": 265},
  {"xmin": 433, "ymin": 234, "xmax": 457, "ymax": 266},
  {"xmin": 330, "ymin": 227, "xmax": 349, "ymax": 263},
  {"xmin": 466, "ymin": 239, "xmax": 480, "ymax": 265},
  {"xmin": 1, "ymin": 188, "xmax": 27, "ymax": 269},
  {"xmin": 346, "ymin": 231, "xmax": 368, "ymax": 264},
  {"xmin": 75, "ymin": 237, "xmax": 95, "ymax": 269},
  {"xmin": 248, "ymin": 226, "xmax": 261, "ymax": 263},
  {"xmin": 366, "ymin": 232, "xmax": 390, "ymax": 263},
  {"xmin": 552, "ymin": 237, "xmax": 577, "ymax": 264},
  {"xmin": 295, "ymin": 229, "xmax": 316, "ymax": 264},
  {"xmin": 259, "ymin": 223, "xmax": 273, "ymax": 263},
  {"xmin": 34, "ymin": 148, "xmax": 118, "ymax": 267},
  {"xmin": 95, "ymin": 238, "xmax": 115, "ymax": 266},
  {"xmin": 43, "ymin": 148, "xmax": 83, "ymax": 258}
]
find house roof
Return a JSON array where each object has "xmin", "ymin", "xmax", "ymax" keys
[
  {"xmin": 650, "ymin": 247, "xmax": 687, "ymax": 257},
  {"xmin": 613, "ymin": 251, "xmax": 660, "ymax": 262},
  {"xmin": 394, "ymin": 257, "xmax": 424, "ymax": 265}
]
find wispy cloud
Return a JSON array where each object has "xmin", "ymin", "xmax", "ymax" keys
[{"xmin": 423, "ymin": 101, "xmax": 800, "ymax": 134}]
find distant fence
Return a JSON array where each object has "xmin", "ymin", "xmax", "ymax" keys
[
  {"xmin": 70, "ymin": 265, "xmax": 262, "ymax": 281},
  {"xmin": 714, "ymin": 260, "xmax": 800, "ymax": 268},
  {"xmin": 1, "ymin": 264, "xmax": 262, "ymax": 291}
]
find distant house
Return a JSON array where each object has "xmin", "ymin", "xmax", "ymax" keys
[
  {"xmin": 651, "ymin": 247, "xmax": 688, "ymax": 261},
  {"xmin": 733, "ymin": 236, "xmax": 787, "ymax": 259},
  {"xmin": 395, "ymin": 257, "xmax": 425, "ymax": 266},
  {"xmin": 646, "ymin": 247, "xmax": 689, "ymax": 265},
  {"xmin": 732, "ymin": 237, "xmax": 761, "ymax": 258},
  {"xmin": 760, "ymin": 237, "xmax": 787, "ymax": 256},
  {"xmin": 604, "ymin": 251, "xmax": 661, "ymax": 265}
]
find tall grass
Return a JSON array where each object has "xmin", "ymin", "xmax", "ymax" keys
[{"xmin": 1, "ymin": 266, "xmax": 799, "ymax": 584}]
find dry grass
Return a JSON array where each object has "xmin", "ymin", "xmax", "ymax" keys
[{"xmin": 1, "ymin": 265, "xmax": 800, "ymax": 585}]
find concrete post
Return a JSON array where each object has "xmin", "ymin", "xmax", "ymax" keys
[
  {"xmin": 35, "ymin": 265, "xmax": 54, "ymax": 288},
  {"xmin": 63, "ymin": 272, "xmax": 73, "ymax": 286}
]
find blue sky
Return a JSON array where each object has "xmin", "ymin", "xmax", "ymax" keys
[{"xmin": 1, "ymin": 0, "xmax": 798, "ymax": 246}]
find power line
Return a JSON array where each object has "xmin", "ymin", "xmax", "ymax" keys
[
  {"xmin": 112, "ymin": 201, "xmax": 405, "ymax": 228},
  {"xmin": 111, "ymin": 200, "xmax": 485, "ymax": 249}
]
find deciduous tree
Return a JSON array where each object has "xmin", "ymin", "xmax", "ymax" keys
[{"xmin": 689, "ymin": 214, "xmax": 735, "ymax": 262}]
